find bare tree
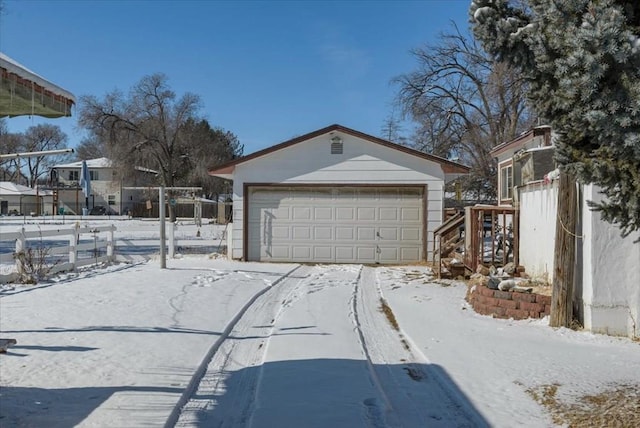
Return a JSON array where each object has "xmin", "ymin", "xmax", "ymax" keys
[
  {"xmin": 394, "ymin": 25, "xmax": 534, "ymax": 201},
  {"xmin": 78, "ymin": 73, "xmax": 241, "ymax": 220},
  {"xmin": 179, "ymin": 119, "xmax": 243, "ymax": 200},
  {"xmin": 74, "ymin": 135, "xmax": 109, "ymax": 161},
  {"xmin": 22, "ymin": 124, "xmax": 70, "ymax": 187},
  {"xmin": 0, "ymin": 120, "xmax": 25, "ymax": 182},
  {"xmin": 380, "ymin": 113, "xmax": 408, "ymax": 145}
]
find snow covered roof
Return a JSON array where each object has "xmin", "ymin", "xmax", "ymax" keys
[
  {"xmin": 53, "ymin": 157, "xmax": 112, "ymax": 169},
  {"xmin": 0, "ymin": 181, "xmax": 53, "ymax": 196},
  {"xmin": 0, "ymin": 52, "xmax": 76, "ymax": 118}
]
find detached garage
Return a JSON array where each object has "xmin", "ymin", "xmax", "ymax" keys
[{"xmin": 209, "ymin": 124, "xmax": 469, "ymax": 264}]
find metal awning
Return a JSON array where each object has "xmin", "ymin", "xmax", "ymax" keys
[{"xmin": 0, "ymin": 52, "xmax": 76, "ymax": 118}]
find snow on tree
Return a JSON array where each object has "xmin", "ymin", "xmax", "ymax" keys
[{"xmin": 470, "ymin": 0, "xmax": 640, "ymax": 238}]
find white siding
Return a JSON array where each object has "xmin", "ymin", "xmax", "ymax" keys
[{"xmin": 229, "ymin": 133, "xmax": 446, "ymax": 262}]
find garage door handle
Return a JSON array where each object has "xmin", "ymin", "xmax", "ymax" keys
[{"xmin": 376, "ymin": 231, "xmax": 381, "ymax": 238}]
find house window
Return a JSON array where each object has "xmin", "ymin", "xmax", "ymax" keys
[
  {"xmin": 500, "ymin": 163, "xmax": 513, "ymax": 202},
  {"xmin": 68, "ymin": 170, "xmax": 79, "ymax": 181},
  {"xmin": 90, "ymin": 171, "xmax": 99, "ymax": 180},
  {"xmin": 108, "ymin": 195, "xmax": 116, "ymax": 206}
]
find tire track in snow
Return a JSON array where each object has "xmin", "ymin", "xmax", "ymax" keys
[
  {"xmin": 165, "ymin": 264, "xmax": 305, "ymax": 428},
  {"xmin": 348, "ymin": 264, "xmax": 394, "ymax": 428},
  {"xmin": 361, "ymin": 266, "xmax": 489, "ymax": 428}
]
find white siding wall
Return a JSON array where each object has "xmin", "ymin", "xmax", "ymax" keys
[
  {"xmin": 519, "ymin": 182, "xmax": 558, "ymax": 283},
  {"xmin": 229, "ymin": 133, "xmax": 446, "ymax": 261},
  {"xmin": 582, "ymin": 184, "xmax": 640, "ymax": 338}
]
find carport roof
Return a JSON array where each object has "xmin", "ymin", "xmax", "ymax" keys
[
  {"xmin": 1, "ymin": 52, "xmax": 76, "ymax": 118},
  {"xmin": 209, "ymin": 124, "xmax": 471, "ymax": 179}
]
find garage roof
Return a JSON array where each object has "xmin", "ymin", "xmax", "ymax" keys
[{"xmin": 209, "ymin": 124, "xmax": 471, "ymax": 179}]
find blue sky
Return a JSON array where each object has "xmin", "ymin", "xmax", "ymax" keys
[{"xmin": 1, "ymin": 0, "xmax": 472, "ymax": 156}]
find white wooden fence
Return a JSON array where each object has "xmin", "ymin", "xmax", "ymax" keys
[
  {"xmin": 0, "ymin": 224, "xmax": 116, "ymax": 283},
  {"xmin": 518, "ymin": 181, "xmax": 558, "ymax": 283}
]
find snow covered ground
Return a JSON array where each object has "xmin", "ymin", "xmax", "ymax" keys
[{"xmin": 1, "ymin": 219, "xmax": 639, "ymax": 427}]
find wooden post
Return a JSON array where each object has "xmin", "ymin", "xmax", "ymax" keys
[{"xmin": 550, "ymin": 171, "xmax": 577, "ymax": 327}]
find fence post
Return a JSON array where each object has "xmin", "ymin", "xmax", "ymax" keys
[
  {"xmin": 15, "ymin": 227, "xmax": 26, "ymax": 275},
  {"xmin": 69, "ymin": 223, "xmax": 79, "ymax": 270},
  {"xmin": 168, "ymin": 221, "xmax": 175, "ymax": 258},
  {"xmin": 107, "ymin": 226, "xmax": 114, "ymax": 261}
]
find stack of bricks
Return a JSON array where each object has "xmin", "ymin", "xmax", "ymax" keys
[{"xmin": 467, "ymin": 284, "xmax": 551, "ymax": 320}]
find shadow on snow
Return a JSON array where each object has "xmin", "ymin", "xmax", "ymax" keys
[{"xmin": 1, "ymin": 359, "xmax": 488, "ymax": 428}]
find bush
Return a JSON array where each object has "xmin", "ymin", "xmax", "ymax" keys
[{"xmin": 13, "ymin": 246, "xmax": 53, "ymax": 284}]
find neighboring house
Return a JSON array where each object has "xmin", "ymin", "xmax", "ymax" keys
[
  {"xmin": 489, "ymin": 125, "xmax": 554, "ymax": 206},
  {"xmin": 491, "ymin": 126, "xmax": 639, "ymax": 338},
  {"xmin": 0, "ymin": 181, "xmax": 53, "ymax": 215},
  {"xmin": 209, "ymin": 124, "xmax": 470, "ymax": 264},
  {"xmin": 50, "ymin": 157, "xmax": 119, "ymax": 215},
  {"xmin": 50, "ymin": 158, "xmax": 155, "ymax": 215}
]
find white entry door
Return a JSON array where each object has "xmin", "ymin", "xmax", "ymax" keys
[{"xmin": 247, "ymin": 186, "xmax": 424, "ymax": 263}]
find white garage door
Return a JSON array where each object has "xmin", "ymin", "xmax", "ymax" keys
[{"xmin": 247, "ymin": 186, "xmax": 424, "ymax": 263}]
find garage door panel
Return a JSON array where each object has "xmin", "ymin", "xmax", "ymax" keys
[
  {"xmin": 357, "ymin": 247, "xmax": 376, "ymax": 261},
  {"xmin": 379, "ymin": 207, "xmax": 398, "ymax": 221},
  {"xmin": 248, "ymin": 186, "xmax": 424, "ymax": 263},
  {"xmin": 271, "ymin": 226, "xmax": 290, "ymax": 239},
  {"xmin": 314, "ymin": 226, "xmax": 332, "ymax": 240},
  {"xmin": 379, "ymin": 247, "xmax": 399, "ymax": 263},
  {"xmin": 335, "ymin": 247, "xmax": 354, "ymax": 261},
  {"xmin": 292, "ymin": 226, "xmax": 311, "ymax": 239},
  {"xmin": 292, "ymin": 206, "xmax": 311, "ymax": 220},
  {"xmin": 401, "ymin": 207, "xmax": 421, "ymax": 221},
  {"xmin": 378, "ymin": 227, "xmax": 398, "ymax": 240},
  {"xmin": 401, "ymin": 247, "xmax": 420, "ymax": 261},
  {"xmin": 314, "ymin": 207, "xmax": 333, "ymax": 220},
  {"xmin": 336, "ymin": 227, "xmax": 354, "ymax": 240},
  {"xmin": 267, "ymin": 246, "xmax": 290, "ymax": 259},
  {"xmin": 271, "ymin": 206, "xmax": 289, "ymax": 218},
  {"xmin": 357, "ymin": 207, "xmax": 376, "ymax": 220},
  {"xmin": 357, "ymin": 227, "xmax": 376, "ymax": 240},
  {"xmin": 336, "ymin": 207, "xmax": 354, "ymax": 220},
  {"xmin": 314, "ymin": 246, "xmax": 333, "ymax": 260},
  {"xmin": 401, "ymin": 228, "xmax": 421, "ymax": 240},
  {"xmin": 292, "ymin": 246, "xmax": 311, "ymax": 259}
]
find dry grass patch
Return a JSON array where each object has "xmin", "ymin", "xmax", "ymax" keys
[
  {"xmin": 524, "ymin": 382, "xmax": 640, "ymax": 427},
  {"xmin": 380, "ymin": 298, "xmax": 399, "ymax": 331}
]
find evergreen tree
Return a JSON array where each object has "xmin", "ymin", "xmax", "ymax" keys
[{"xmin": 471, "ymin": 0, "xmax": 640, "ymax": 238}]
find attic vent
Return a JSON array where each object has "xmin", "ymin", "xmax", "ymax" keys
[{"xmin": 330, "ymin": 136, "xmax": 343, "ymax": 154}]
